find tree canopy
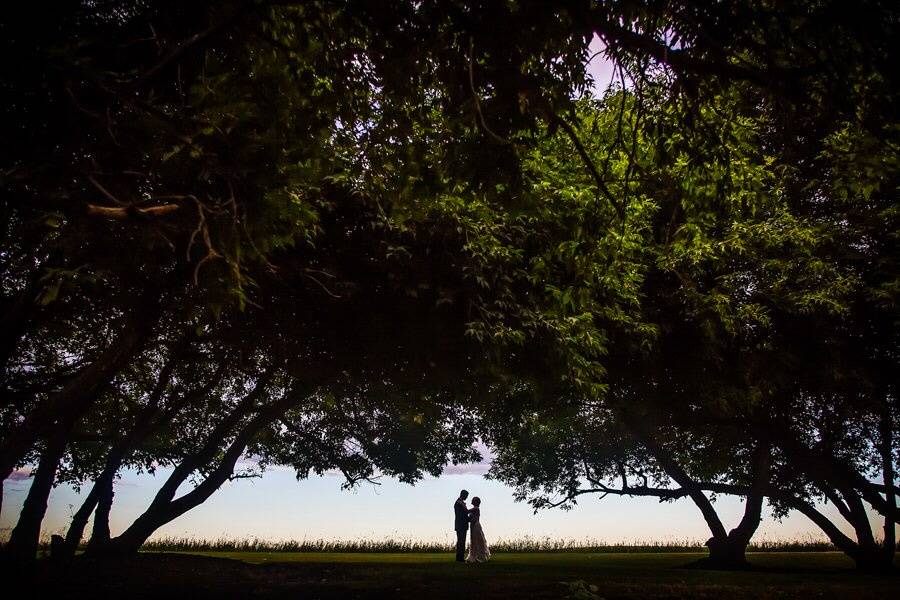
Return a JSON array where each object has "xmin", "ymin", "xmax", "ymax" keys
[{"xmin": 1, "ymin": 0, "xmax": 897, "ymax": 571}]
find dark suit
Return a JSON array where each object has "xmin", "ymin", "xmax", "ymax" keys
[{"xmin": 454, "ymin": 498, "xmax": 469, "ymax": 561}]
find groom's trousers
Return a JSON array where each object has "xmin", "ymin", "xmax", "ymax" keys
[{"xmin": 455, "ymin": 528, "xmax": 467, "ymax": 561}]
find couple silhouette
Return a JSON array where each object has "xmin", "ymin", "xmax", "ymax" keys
[{"xmin": 453, "ymin": 489, "xmax": 490, "ymax": 563}]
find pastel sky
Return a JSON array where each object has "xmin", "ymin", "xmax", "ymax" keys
[
  {"xmin": 0, "ymin": 456, "xmax": 875, "ymax": 546},
  {"xmin": 586, "ymin": 36, "xmax": 618, "ymax": 92}
]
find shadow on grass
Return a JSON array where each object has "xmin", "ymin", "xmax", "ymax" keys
[{"xmin": 2, "ymin": 551, "xmax": 896, "ymax": 599}]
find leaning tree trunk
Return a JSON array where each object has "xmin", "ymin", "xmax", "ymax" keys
[
  {"xmin": 840, "ymin": 487, "xmax": 893, "ymax": 571},
  {"xmin": 771, "ymin": 482, "xmax": 893, "ymax": 572},
  {"xmin": 88, "ymin": 373, "xmax": 284, "ymax": 556},
  {"xmin": 104, "ymin": 435, "xmax": 251, "ymax": 554},
  {"xmin": 638, "ymin": 431, "xmax": 769, "ymax": 569},
  {"xmin": 843, "ymin": 487, "xmax": 881, "ymax": 562},
  {"xmin": 0, "ymin": 304, "xmax": 157, "ymax": 487},
  {"xmin": 102, "ymin": 388, "xmax": 300, "ymax": 555},
  {"xmin": 648, "ymin": 447, "xmax": 737, "ymax": 567},
  {"xmin": 63, "ymin": 449, "xmax": 125, "ymax": 558},
  {"xmin": 0, "ymin": 258, "xmax": 59, "ymax": 519},
  {"xmin": 83, "ymin": 468, "xmax": 117, "ymax": 554},
  {"xmin": 773, "ymin": 424, "xmax": 896, "ymax": 571},
  {"xmin": 636, "ymin": 432, "xmax": 731, "ymax": 564},
  {"xmin": 784, "ymin": 494, "xmax": 860, "ymax": 550},
  {"xmin": 782, "ymin": 489, "xmax": 893, "ymax": 572},
  {"xmin": 61, "ymin": 477, "xmax": 104, "ymax": 557},
  {"xmin": 714, "ymin": 443, "xmax": 771, "ymax": 567},
  {"xmin": 4, "ymin": 425, "xmax": 71, "ymax": 560},
  {"xmin": 62, "ymin": 334, "xmax": 201, "ymax": 558}
]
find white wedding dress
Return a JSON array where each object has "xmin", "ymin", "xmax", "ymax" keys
[{"xmin": 465, "ymin": 507, "xmax": 491, "ymax": 563}]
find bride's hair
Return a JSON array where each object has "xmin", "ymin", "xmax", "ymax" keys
[{"xmin": 471, "ymin": 496, "xmax": 481, "ymax": 506}]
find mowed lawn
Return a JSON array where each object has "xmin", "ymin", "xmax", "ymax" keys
[{"xmin": 15, "ymin": 551, "xmax": 899, "ymax": 599}]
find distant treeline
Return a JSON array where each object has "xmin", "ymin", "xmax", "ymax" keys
[{"xmin": 126, "ymin": 536, "xmax": 837, "ymax": 554}]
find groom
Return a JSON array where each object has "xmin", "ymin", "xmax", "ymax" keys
[{"xmin": 453, "ymin": 489, "xmax": 469, "ymax": 562}]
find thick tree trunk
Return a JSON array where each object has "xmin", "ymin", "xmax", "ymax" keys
[
  {"xmin": 1, "ymin": 266, "xmax": 53, "ymax": 524},
  {"xmin": 86, "ymin": 361, "xmax": 229, "ymax": 555},
  {"xmin": 638, "ymin": 436, "xmax": 728, "ymax": 538},
  {"xmin": 65, "ymin": 336, "xmax": 197, "ymax": 557},
  {"xmin": 61, "ymin": 476, "xmax": 103, "ymax": 557},
  {"xmin": 784, "ymin": 495, "xmax": 859, "ymax": 555},
  {"xmin": 63, "ymin": 451, "xmax": 124, "ymax": 557},
  {"xmin": 100, "ymin": 385, "xmax": 304, "ymax": 556},
  {"xmin": 842, "ymin": 488, "xmax": 879, "ymax": 553},
  {"xmin": 710, "ymin": 443, "xmax": 771, "ymax": 567},
  {"xmin": 85, "ymin": 468, "xmax": 117, "ymax": 553},
  {"xmin": 636, "ymin": 428, "xmax": 771, "ymax": 569},
  {"xmin": 811, "ymin": 480, "xmax": 884, "ymax": 570},
  {"xmin": 781, "ymin": 494, "xmax": 890, "ymax": 570},
  {"xmin": 775, "ymin": 489, "xmax": 894, "ymax": 571},
  {"xmin": 103, "ymin": 436, "xmax": 250, "ymax": 555},
  {"xmin": 637, "ymin": 432, "xmax": 744, "ymax": 568},
  {"xmin": 4, "ymin": 426, "xmax": 70, "ymax": 560},
  {"xmin": 695, "ymin": 490, "xmax": 763, "ymax": 569},
  {"xmin": 120, "ymin": 370, "xmax": 273, "ymax": 522}
]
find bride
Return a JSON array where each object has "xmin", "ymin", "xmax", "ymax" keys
[{"xmin": 465, "ymin": 496, "xmax": 491, "ymax": 563}]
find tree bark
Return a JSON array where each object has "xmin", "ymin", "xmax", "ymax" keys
[
  {"xmin": 63, "ymin": 449, "xmax": 123, "ymax": 557},
  {"xmin": 128, "ymin": 368, "xmax": 274, "ymax": 517},
  {"xmin": 61, "ymin": 333, "xmax": 197, "ymax": 556},
  {"xmin": 85, "ymin": 466, "xmax": 116, "ymax": 552},
  {"xmin": 779, "ymin": 492, "xmax": 893, "ymax": 571},
  {"xmin": 633, "ymin": 425, "xmax": 770, "ymax": 568},
  {"xmin": 717, "ymin": 443, "xmax": 771, "ymax": 566},
  {"xmin": 103, "ymin": 386, "xmax": 303, "ymax": 555},
  {"xmin": 4, "ymin": 425, "xmax": 70, "ymax": 560},
  {"xmin": 0, "ymin": 262, "xmax": 53, "ymax": 519},
  {"xmin": 62, "ymin": 474, "xmax": 104, "ymax": 556},
  {"xmin": 636, "ymin": 432, "xmax": 728, "ymax": 540},
  {"xmin": 841, "ymin": 487, "xmax": 878, "ymax": 553},
  {"xmin": 782, "ymin": 494, "xmax": 859, "ymax": 555},
  {"xmin": 104, "ymin": 430, "xmax": 250, "ymax": 554},
  {"xmin": 82, "ymin": 360, "xmax": 228, "ymax": 555}
]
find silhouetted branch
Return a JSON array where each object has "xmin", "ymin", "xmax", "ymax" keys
[
  {"xmin": 134, "ymin": 2, "xmax": 254, "ymax": 87},
  {"xmin": 86, "ymin": 204, "xmax": 180, "ymax": 220},
  {"xmin": 548, "ymin": 113, "xmax": 626, "ymax": 221},
  {"xmin": 467, "ymin": 38, "xmax": 510, "ymax": 145}
]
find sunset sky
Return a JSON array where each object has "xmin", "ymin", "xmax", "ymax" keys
[{"xmin": 1, "ymin": 456, "xmax": 870, "ymax": 545}]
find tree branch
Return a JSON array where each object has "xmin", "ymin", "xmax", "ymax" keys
[
  {"xmin": 133, "ymin": 2, "xmax": 254, "ymax": 87},
  {"xmin": 86, "ymin": 204, "xmax": 180, "ymax": 220}
]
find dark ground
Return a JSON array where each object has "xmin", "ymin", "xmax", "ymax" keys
[{"xmin": 2, "ymin": 551, "xmax": 898, "ymax": 599}]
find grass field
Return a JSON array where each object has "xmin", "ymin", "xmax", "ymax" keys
[
  {"xmin": 141, "ymin": 536, "xmax": 837, "ymax": 554},
  {"xmin": 13, "ymin": 551, "xmax": 898, "ymax": 599},
  {"xmin": 139, "ymin": 535, "xmax": 837, "ymax": 553}
]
